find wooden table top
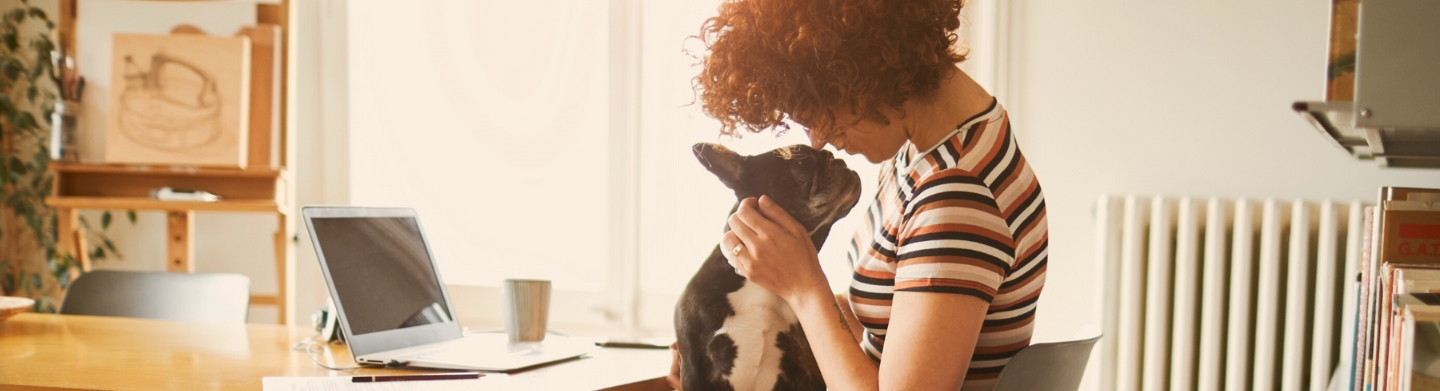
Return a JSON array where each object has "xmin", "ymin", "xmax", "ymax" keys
[{"xmin": 0, "ymin": 313, "xmax": 672, "ymax": 391}]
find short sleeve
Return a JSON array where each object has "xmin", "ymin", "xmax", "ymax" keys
[{"xmin": 894, "ymin": 170, "xmax": 1016, "ymax": 303}]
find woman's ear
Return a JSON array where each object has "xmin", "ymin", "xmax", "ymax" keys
[{"xmin": 692, "ymin": 143, "xmax": 744, "ymax": 189}]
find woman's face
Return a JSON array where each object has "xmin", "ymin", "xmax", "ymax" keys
[{"xmin": 805, "ymin": 111, "xmax": 910, "ymax": 164}]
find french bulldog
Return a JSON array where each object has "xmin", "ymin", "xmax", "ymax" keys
[{"xmin": 676, "ymin": 143, "xmax": 863, "ymax": 391}]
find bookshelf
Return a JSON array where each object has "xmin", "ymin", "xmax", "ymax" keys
[{"xmin": 45, "ymin": 0, "xmax": 299, "ymax": 324}]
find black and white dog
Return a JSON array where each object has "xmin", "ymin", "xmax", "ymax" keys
[{"xmin": 676, "ymin": 143, "xmax": 862, "ymax": 391}]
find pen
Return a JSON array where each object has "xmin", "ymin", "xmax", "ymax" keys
[{"xmin": 351, "ymin": 372, "xmax": 483, "ymax": 383}]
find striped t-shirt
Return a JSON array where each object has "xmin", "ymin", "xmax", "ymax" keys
[{"xmin": 848, "ymin": 99, "xmax": 1048, "ymax": 391}]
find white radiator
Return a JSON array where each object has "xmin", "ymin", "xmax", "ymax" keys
[{"xmin": 1097, "ymin": 196, "xmax": 1367, "ymax": 391}]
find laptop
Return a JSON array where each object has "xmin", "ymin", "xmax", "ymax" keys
[{"xmin": 302, "ymin": 206, "xmax": 595, "ymax": 371}]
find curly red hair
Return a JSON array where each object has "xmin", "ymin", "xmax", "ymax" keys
[{"xmin": 695, "ymin": 0, "xmax": 966, "ymax": 137}]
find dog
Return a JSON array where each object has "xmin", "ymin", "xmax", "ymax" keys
[{"xmin": 676, "ymin": 143, "xmax": 863, "ymax": 391}]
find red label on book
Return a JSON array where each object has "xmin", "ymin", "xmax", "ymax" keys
[{"xmin": 1399, "ymin": 224, "xmax": 1440, "ymax": 240}]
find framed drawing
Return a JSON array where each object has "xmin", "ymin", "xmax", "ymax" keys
[{"xmin": 105, "ymin": 33, "xmax": 251, "ymax": 168}]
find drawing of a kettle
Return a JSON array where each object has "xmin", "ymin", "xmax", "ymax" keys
[{"xmin": 117, "ymin": 52, "xmax": 224, "ymax": 151}]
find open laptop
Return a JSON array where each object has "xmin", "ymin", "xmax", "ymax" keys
[{"xmin": 302, "ymin": 206, "xmax": 595, "ymax": 371}]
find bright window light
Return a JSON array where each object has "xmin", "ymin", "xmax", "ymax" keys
[
  {"xmin": 348, "ymin": 0, "xmax": 611, "ymax": 291},
  {"xmin": 635, "ymin": 0, "xmax": 879, "ymax": 297}
]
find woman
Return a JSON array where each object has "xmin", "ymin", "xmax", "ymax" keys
[{"xmin": 669, "ymin": 0, "xmax": 1049, "ymax": 390}]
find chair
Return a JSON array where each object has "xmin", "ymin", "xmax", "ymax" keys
[
  {"xmin": 992, "ymin": 335, "xmax": 1102, "ymax": 391},
  {"xmin": 60, "ymin": 270, "xmax": 251, "ymax": 324}
]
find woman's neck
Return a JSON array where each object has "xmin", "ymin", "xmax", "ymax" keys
[{"xmin": 901, "ymin": 68, "xmax": 995, "ymax": 153}]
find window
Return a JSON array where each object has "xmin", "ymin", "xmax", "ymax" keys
[
  {"xmin": 633, "ymin": 0, "xmax": 882, "ymax": 331},
  {"xmin": 343, "ymin": 0, "xmax": 998, "ymax": 336}
]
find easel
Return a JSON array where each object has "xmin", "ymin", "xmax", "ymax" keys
[{"xmin": 45, "ymin": 0, "xmax": 298, "ymax": 324}]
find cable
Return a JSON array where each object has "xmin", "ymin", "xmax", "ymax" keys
[{"xmin": 291, "ymin": 336, "xmax": 382, "ymax": 372}]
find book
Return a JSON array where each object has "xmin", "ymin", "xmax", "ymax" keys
[
  {"xmin": 1381, "ymin": 201, "xmax": 1440, "ymax": 264},
  {"xmin": 1361, "ymin": 205, "xmax": 1377, "ymax": 391},
  {"xmin": 1385, "ymin": 267, "xmax": 1440, "ymax": 389},
  {"xmin": 1392, "ymin": 293, "xmax": 1440, "ymax": 391},
  {"xmin": 1355, "ymin": 188, "xmax": 1440, "ymax": 391}
]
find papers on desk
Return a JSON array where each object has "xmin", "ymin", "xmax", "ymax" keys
[{"xmin": 263, "ymin": 376, "xmax": 505, "ymax": 391}]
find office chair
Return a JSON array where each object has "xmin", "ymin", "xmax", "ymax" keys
[
  {"xmin": 992, "ymin": 335, "xmax": 1102, "ymax": 391},
  {"xmin": 60, "ymin": 270, "xmax": 250, "ymax": 324}
]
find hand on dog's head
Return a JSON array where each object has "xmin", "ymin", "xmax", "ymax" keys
[{"xmin": 693, "ymin": 143, "xmax": 863, "ymax": 233}]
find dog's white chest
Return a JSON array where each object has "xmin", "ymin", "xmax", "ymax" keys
[{"xmin": 716, "ymin": 281, "xmax": 799, "ymax": 391}]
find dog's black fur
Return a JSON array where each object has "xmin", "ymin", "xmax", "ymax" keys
[{"xmin": 675, "ymin": 143, "xmax": 862, "ymax": 391}]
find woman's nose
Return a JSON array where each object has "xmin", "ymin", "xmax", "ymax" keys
[{"xmin": 804, "ymin": 128, "xmax": 826, "ymax": 150}]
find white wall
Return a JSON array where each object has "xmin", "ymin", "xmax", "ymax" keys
[{"xmin": 1006, "ymin": 0, "xmax": 1440, "ymax": 388}]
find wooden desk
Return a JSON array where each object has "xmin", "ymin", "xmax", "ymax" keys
[{"xmin": 0, "ymin": 314, "xmax": 672, "ymax": 391}]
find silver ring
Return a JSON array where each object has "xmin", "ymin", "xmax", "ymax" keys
[{"xmin": 731, "ymin": 244, "xmax": 744, "ymax": 257}]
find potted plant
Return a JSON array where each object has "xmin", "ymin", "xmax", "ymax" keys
[{"xmin": 1, "ymin": 0, "xmax": 128, "ymax": 312}]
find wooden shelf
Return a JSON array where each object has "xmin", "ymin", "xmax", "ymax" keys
[
  {"xmin": 50, "ymin": 162, "xmax": 284, "ymax": 179},
  {"xmin": 50, "ymin": 162, "xmax": 288, "ymax": 207},
  {"xmin": 45, "ymin": 197, "xmax": 281, "ymax": 213}
]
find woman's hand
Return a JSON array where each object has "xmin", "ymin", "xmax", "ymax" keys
[
  {"xmin": 722, "ymin": 196, "xmax": 831, "ymax": 305},
  {"xmin": 667, "ymin": 343, "xmax": 684, "ymax": 391}
]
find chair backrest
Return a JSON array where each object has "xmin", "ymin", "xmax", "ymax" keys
[
  {"xmin": 60, "ymin": 270, "xmax": 250, "ymax": 324},
  {"xmin": 992, "ymin": 335, "xmax": 1102, "ymax": 391}
]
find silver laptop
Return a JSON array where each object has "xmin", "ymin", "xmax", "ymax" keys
[{"xmin": 302, "ymin": 206, "xmax": 594, "ymax": 371}]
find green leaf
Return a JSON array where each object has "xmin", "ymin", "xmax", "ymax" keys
[
  {"xmin": 15, "ymin": 271, "xmax": 28, "ymax": 294},
  {"xmin": 36, "ymin": 298, "xmax": 56, "ymax": 314},
  {"xmin": 101, "ymin": 211, "xmax": 112, "ymax": 230},
  {"xmin": 39, "ymin": 175, "xmax": 53, "ymax": 196},
  {"xmin": 26, "ymin": 85, "xmax": 36, "ymax": 102},
  {"xmin": 27, "ymin": 6, "xmax": 46, "ymax": 21},
  {"xmin": 21, "ymin": 110, "xmax": 37, "ymax": 128},
  {"xmin": 29, "ymin": 34, "xmax": 52, "ymax": 52},
  {"xmin": 2, "ymin": 31, "xmax": 16, "ymax": 51},
  {"xmin": 127, "ymin": 210, "xmax": 138, "ymax": 224},
  {"xmin": 13, "ymin": 198, "xmax": 31, "ymax": 216},
  {"xmin": 9, "ymin": 156, "xmax": 28, "ymax": 175},
  {"xmin": 102, "ymin": 238, "xmax": 118, "ymax": 256},
  {"xmin": 0, "ymin": 57, "xmax": 20, "ymax": 81},
  {"xmin": 1, "ymin": 259, "xmax": 12, "ymax": 294},
  {"xmin": 78, "ymin": 215, "xmax": 91, "ymax": 230},
  {"xmin": 89, "ymin": 246, "xmax": 104, "ymax": 261},
  {"xmin": 57, "ymin": 269, "xmax": 70, "ymax": 289}
]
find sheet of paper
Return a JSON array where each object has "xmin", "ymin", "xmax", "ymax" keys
[{"xmin": 262, "ymin": 376, "xmax": 511, "ymax": 391}]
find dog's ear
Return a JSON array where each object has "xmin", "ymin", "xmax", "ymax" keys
[{"xmin": 693, "ymin": 143, "xmax": 744, "ymax": 189}]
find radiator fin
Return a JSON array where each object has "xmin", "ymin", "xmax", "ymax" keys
[{"xmin": 1098, "ymin": 195, "xmax": 1361, "ymax": 391}]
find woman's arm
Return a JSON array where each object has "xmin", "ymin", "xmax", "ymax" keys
[
  {"xmin": 836, "ymin": 292, "xmax": 863, "ymax": 343},
  {"xmin": 727, "ymin": 197, "xmax": 984, "ymax": 390},
  {"xmin": 877, "ymin": 292, "xmax": 987, "ymax": 390},
  {"xmin": 787, "ymin": 289, "xmax": 878, "ymax": 389},
  {"xmin": 789, "ymin": 289, "xmax": 985, "ymax": 391}
]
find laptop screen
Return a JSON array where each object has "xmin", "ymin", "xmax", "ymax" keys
[{"xmin": 309, "ymin": 216, "xmax": 454, "ymax": 335}]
